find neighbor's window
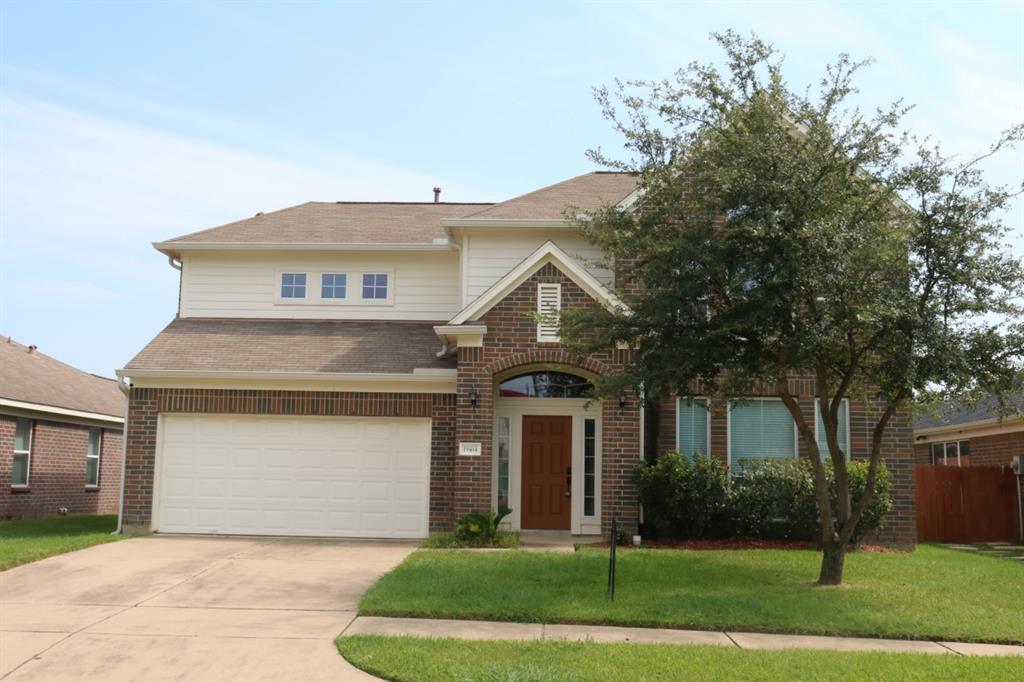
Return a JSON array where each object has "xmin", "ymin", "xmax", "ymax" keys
[
  {"xmin": 362, "ymin": 273, "xmax": 389, "ymax": 300},
  {"xmin": 496, "ymin": 416, "xmax": 510, "ymax": 511},
  {"xmin": 12, "ymin": 418, "xmax": 32, "ymax": 486},
  {"xmin": 814, "ymin": 399, "xmax": 850, "ymax": 460},
  {"xmin": 583, "ymin": 418, "xmax": 596, "ymax": 517},
  {"xmin": 728, "ymin": 399, "xmax": 796, "ymax": 472},
  {"xmin": 498, "ymin": 371, "xmax": 594, "ymax": 398},
  {"xmin": 321, "ymin": 273, "xmax": 347, "ymax": 299},
  {"xmin": 280, "ymin": 273, "xmax": 306, "ymax": 298},
  {"xmin": 86, "ymin": 427, "xmax": 101, "ymax": 487},
  {"xmin": 676, "ymin": 398, "xmax": 709, "ymax": 461},
  {"xmin": 931, "ymin": 440, "xmax": 970, "ymax": 465}
]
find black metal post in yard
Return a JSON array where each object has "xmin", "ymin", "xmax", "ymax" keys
[{"xmin": 607, "ymin": 517, "xmax": 617, "ymax": 600}]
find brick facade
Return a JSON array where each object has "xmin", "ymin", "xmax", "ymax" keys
[
  {"xmin": 914, "ymin": 427, "xmax": 1024, "ymax": 468},
  {"xmin": 121, "ymin": 388, "xmax": 456, "ymax": 531},
  {"xmin": 655, "ymin": 387, "xmax": 916, "ymax": 547},
  {"xmin": 1, "ymin": 414, "xmax": 123, "ymax": 519},
  {"xmin": 456, "ymin": 262, "xmax": 641, "ymax": 534}
]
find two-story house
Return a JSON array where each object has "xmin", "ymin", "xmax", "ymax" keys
[{"xmin": 118, "ymin": 171, "xmax": 915, "ymax": 545}]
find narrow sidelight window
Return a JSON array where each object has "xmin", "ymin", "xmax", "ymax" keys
[
  {"xmin": 12, "ymin": 418, "xmax": 32, "ymax": 486},
  {"xmin": 280, "ymin": 273, "xmax": 306, "ymax": 298},
  {"xmin": 86, "ymin": 427, "xmax": 101, "ymax": 487},
  {"xmin": 362, "ymin": 273, "xmax": 388, "ymax": 300},
  {"xmin": 814, "ymin": 399, "xmax": 850, "ymax": 460},
  {"xmin": 496, "ymin": 417, "xmax": 510, "ymax": 511},
  {"xmin": 676, "ymin": 398, "xmax": 709, "ymax": 461},
  {"xmin": 583, "ymin": 418, "xmax": 596, "ymax": 516},
  {"xmin": 321, "ymin": 273, "xmax": 347, "ymax": 299}
]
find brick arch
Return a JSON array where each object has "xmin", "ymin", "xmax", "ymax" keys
[{"xmin": 482, "ymin": 350, "xmax": 614, "ymax": 378}]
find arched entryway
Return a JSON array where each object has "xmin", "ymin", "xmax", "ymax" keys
[{"xmin": 492, "ymin": 365, "xmax": 602, "ymax": 534}]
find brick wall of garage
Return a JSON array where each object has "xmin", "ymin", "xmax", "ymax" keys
[
  {"xmin": 654, "ymin": 388, "xmax": 916, "ymax": 547},
  {"xmin": 121, "ymin": 389, "xmax": 457, "ymax": 532},
  {"xmin": 0, "ymin": 413, "xmax": 123, "ymax": 519}
]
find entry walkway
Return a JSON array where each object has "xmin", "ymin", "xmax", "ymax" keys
[{"xmin": 343, "ymin": 616, "xmax": 1024, "ymax": 657}]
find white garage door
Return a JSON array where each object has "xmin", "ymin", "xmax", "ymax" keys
[{"xmin": 155, "ymin": 415, "xmax": 431, "ymax": 538}]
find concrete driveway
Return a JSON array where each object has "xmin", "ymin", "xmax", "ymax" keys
[{"xmin": 0, "ymin": 535, "xmax": 416, "ymax": 681}]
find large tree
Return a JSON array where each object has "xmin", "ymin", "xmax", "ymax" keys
[{"xmin": 563, "ymin": 32, "xmax": 1024, "ymax": 585}]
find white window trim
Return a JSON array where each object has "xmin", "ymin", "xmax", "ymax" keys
[
  {"xmin": 931, "ymin": 439, "xmax": 969, "ymax": 465},
  {"xmin": 12, "ymin": 417, "xmax": 32, "ymax": 487},
  {"xmin": 85, "ymin": 427, "xmax": 102, "ymax": 488},
  {"xmin": 358, "ymin": 271, "xmax": 395, "ymax": 305},
  {"xmin": 536, "ymin": 282, "xmax": 561, "ymax": 342},
  {"xmin": 726, "ymin": 397, "xmax": 800, "ymax": 471},
  {"xmin": 317, "ymin": 272, "xmax": 351, "ymax": 303},
  {"xmin": 813, "ymin": 398, "xmax": 851, "ymax": 460},
  {"xmin": 675, "ymin": 396, "xmax": 712, "ymax": 458},
  {"xmin": 582, "ymin": 416, "xmax": 598, "ymax": 519},
  {"xmin": 275, "ymin": 270, "xmax": 310, "ymax": 303},
  {"xmin": 273, "ymin": 270, "xmax": 395, "ymax": 306}
]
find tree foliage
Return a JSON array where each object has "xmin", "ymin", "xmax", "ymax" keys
[{"xmin": 563, "ymin": 31, "xmax": 1024, "ymax": 584}]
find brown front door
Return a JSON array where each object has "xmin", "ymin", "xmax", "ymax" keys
[{"xmin": 521, "ymin": 415, "xmax": 572, "ymax": 530}]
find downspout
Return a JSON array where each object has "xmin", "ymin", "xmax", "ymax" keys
[{"xmin": 114, "ymin": 377, "xmax": 130, "ymax": 535}]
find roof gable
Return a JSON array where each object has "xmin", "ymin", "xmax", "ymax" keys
[{"xmin": 448, "ymin": 241, "xmax": 627, "ymax": 325}]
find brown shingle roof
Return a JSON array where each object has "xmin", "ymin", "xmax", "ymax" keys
[
  {"xmin": 459, "ymin": 172, "xmax": 639, "ymax": 221},
  {"xmin": 124, "ymin": 318, "xmax": 455, "ymax": 374},
  {"xmin": 0, "ymin": 338, "xmax": 124, "ymax": 418},
  {"xmin": 164, "ymin": 202, "xmax": 492, "ymax": 246}
]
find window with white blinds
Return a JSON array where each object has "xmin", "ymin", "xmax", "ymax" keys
[
  {"xmin": 536, "ymin": 283, "xmax": 561, "ymax": 342},
  {"xmin": 676, "ymin": 398, "xmax": 709, "ymax": 461},
  {"xmin": 728, "ymin": 399, "xmax": 796, "ymax": 471},
  {"xmin": 815, "ymin": 399, "xmax": 850, "ymax": 460}
]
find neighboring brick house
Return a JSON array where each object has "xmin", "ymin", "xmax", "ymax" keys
[
  {"xmin": 914, "ymin": 395, "xmax": 1024, "ymax": 468},
  {"xmin": 1, "ymin": 338, "xmax": 124, "ymax": 519},
  {"xmin": 117, "ymin": 172, "xmax": 915, "ymax": 545}
]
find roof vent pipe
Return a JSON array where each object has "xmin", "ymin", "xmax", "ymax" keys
[
  {"xmin": 27, "ymin": 345, "xmax": 37, "ymax": 354},
  {"xmin": 433, "ymin": 187, "xmax": 441, "ymax": 203}
]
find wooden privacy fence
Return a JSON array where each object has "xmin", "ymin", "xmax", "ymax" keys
[{"xmin": 915, "ymin": 465, "xmax": 1020, "ymax": 543}]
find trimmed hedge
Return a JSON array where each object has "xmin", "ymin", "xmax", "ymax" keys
[{"xmin": 635, "ymin": 453, "xmax": 892, "ymax": 543}]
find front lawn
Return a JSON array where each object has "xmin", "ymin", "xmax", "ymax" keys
[
  {"xmin": 0, "ymin": 514, "xmax": 121, "ymax": 571},
  {"xmin": 336, "ymin": 636, "xmax": 1023, "ymax": 682},
  {"xmin": 360, "ymin": 545, "xmax": 1024, "ymax": 644}
]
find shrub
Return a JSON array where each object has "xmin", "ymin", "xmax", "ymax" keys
[
  {"xmin": 454, "ymin": 508, "xmax": 513, "ymax": 546},
  {"xmin": 729, "ymin": 458, "xmax": 818, "ymax": 540},
  {"xmin": 634, "ymin": 452, "xmax": 730, "ymax": 539},
  {"xmin": 837, "ymin": 459, "xmax": 893, "ymax": 545}
]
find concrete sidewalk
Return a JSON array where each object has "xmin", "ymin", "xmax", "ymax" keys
[{"xmin": 343, "ymin": 616, "xmax": 1024, "ymax": 657}]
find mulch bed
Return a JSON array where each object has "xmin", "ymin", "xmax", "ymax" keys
[{"xmin": 583, "ymin": 538, "xmax": 897, "ymax": 553}]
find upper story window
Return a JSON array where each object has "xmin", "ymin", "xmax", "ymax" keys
[
  {"xmin": 362, "ymin": 273, "xmax": 389, "ymax": 300},
  {"xmin": 321, "ymin": 273, "xmax": 347, "ymax": 299},
  {"xmin": 86, "ymin": 428, "xmax": 101, "ymax": 487},
  {"xmin": 12, "ymin": 417, "xmax": 32, "ymax": 487},
  {"xmin": 280, "ymin": 273, "xmax": 306, "ymax": 298},
  {"xmin": 498, "ymin": 371, "xmax": 594, "ymax": 398}
]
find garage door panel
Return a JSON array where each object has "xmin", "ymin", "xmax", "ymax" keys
[{"xmin": 156, "ymin": 415, "xmax": 430, "ymax": 538}]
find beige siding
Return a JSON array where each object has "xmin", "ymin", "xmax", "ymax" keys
[
  {"xmin": 179, "ymin": 251, "xmax": 460, "ymax": 320},
  {"xmin": 463, "ymin": 231, "xmax": 612, "ymax": 303}
]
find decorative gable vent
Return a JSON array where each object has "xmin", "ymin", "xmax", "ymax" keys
[{"xmin": 536, "ymin": 282, "xmax": 561, "ymax": 342}]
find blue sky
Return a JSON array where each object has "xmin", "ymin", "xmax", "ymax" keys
[{"xmin": 1, "ymin": 1, "xmax": 1022, "ymax": 377}]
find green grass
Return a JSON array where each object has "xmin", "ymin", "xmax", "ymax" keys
[
  {"xmin": 0, "ymin": 514, "xmax": 121, "ymax": 570},
  {"xmin": 360, "ymin": 545, "xmax": 1024, "ymax": 644},
  {"xmin": 336, "ymin": 636, "xmax": 1023, "ymax": 682},
  {"xmin": 422, "ymin": 531, "xmax": 520, "ymax": 549}
]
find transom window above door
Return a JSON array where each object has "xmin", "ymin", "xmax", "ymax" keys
[{"xmin": 498, "ymin": 371, "xmax": 594, "ymax": 398}]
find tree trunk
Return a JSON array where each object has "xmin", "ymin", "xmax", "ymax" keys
[{"xmin": 818, "ymin": 540, "xmax": 847, "ymax": 585}]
